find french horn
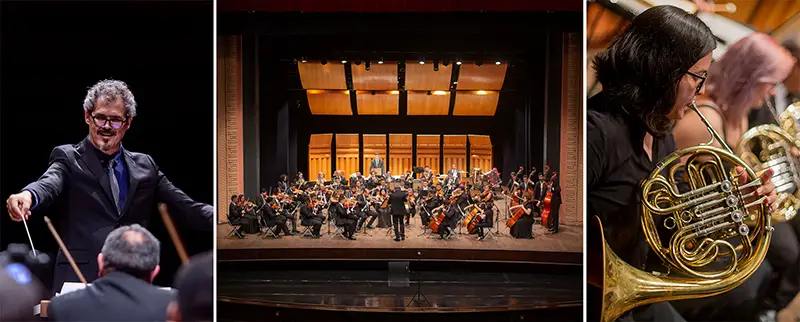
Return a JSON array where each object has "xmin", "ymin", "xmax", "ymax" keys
[{"xmin": 590, "ymin": 102, "xmax": 773, "ymax": 322}]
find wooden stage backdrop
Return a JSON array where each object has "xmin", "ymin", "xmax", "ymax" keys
[{"xmin": 218, "ymin": 35, "xmax": 244, "ymax": 224}]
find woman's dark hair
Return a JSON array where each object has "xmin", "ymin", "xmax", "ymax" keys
[{"xmin": 593, "ymin": 5, "xmax": 716, "ymax": 135}]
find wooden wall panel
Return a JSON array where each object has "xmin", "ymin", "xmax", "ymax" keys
[
  {"xmin": 356, "ymin": 92, "xmax": 399, "ymax": 115},
  {"xmin": 416, "ymin": 135, "xmax": 440, "ymax": 175},
  {"xmin": 468, "ymin": 135, "xmax": 492, "ymax": 173},
  {"xmin": 363, "ymin": 134, "xmax": 387, "ymax": 176},
  {"xmin": 453, "ymin": 91, "xmax": 500, "ymax": 116},
  {"xmin": 218, "ymin": 35, "xmax": 244, "ymax": 224},
  {"xmin": 443, "ymin": 135, "xmax": 467, "ymax": 175},
  {"xmin": 456, "ymin": 63, "xmax": 507, "ymax": 90},
  {"xmin": 405, "ymin": 61, "xmax": 453, "ymax": 90},
  {"xmin": 335, "ymin": 134, "xmax": 360, "ymax": 177},
  {"xmin": 407, "ymin": 91, "xmax": 450, "ymax": 115},
  {"xmin": 560, "ymin": 32, "xmax": 583, "ymax": 226},
  {"xmin": 389, "ymin": 134, "xmax": 413, "ymax": 175},
  {"xmin": 352, "ymin": 62, "xmax": 398, "ymax": 90},
  {"xmin": 307, "ymin": 90, "xmax": 353, "ymax": 115},
  {"xmin": 308, "ymin": 134, "xmax": 332, "ymax": 181},
  {"xmin": 298, "ymin": 61, "xmax": 347, "ymax": 89}
]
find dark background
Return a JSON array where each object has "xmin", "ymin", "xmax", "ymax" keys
[
  {"xmin": 218, "ymin": 11, "xmax": 581, "ymax": 198},
  {"xmin": 0, "ymin": 1, "xmax": 214, "ymax": 290}
]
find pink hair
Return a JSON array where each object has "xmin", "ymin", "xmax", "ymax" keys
[{"xmin": 706, "ymin": 33, "xmax": 796, "ymax": 113}]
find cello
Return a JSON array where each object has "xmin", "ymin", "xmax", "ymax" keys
[{"xmin": 540, "ymin": 172, "xmax": 558, "ymax": 229}]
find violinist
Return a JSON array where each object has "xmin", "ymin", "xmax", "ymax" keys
[
  {"xmin": 262, "ymin": 196, "xmax": 293, "ymax": 236},
  {"xmin": 455, "ymin": 187, "xmax": 470, "ymax": 211},
  {"xmin": 475, "ymin": 185, "xmax": 494, "ymax": 240},
  {"xmin": 316, "ymin": 172, "xmax": 326, "ymax": 187},
  {"xmin": 330, "ymin": 195, "xmax": 357, "ymax": 240},
  {"xmin": 277, "ymin": 174, "xmax": 289, "ymax": 193},
  {"xmin": 255, "ymin": 188, "xmax": 269, "ymax": 215},
  {"xmin": 404, "ymin": 187, "xmax": 416, "ymax": 227},
  {"xmin": 355, "ymin": 189, "xmax": 378, "ymax": 230},
  {"xmin": 377, "ymin": 189, "xmax": 392, "ymax": 228},
  {"xmin": 298, "ymin": 195, "xmax": 322, "ymax": 238},
  {"xmin": 228, "ymin": 195, "xmax": 245, "ymax": 238},
  {"xmin": 294, "ymin": 172, "xmax": 306, "ymax": 187},
  {"xmin": 509, "ymin": 197, "xmax": 536, "ymax": 239},
  {"xmin": 241, "ymin": 201, "xmax": 260, "ymax": 234}
]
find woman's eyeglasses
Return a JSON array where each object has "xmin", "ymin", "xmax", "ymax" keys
[{"xmin": 686, "ymin": 70, "xmax": 707, "ymax": 95}]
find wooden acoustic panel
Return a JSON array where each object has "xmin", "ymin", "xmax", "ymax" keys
[
  {"xmin": 407, "ymin": 91, "xmax": 450, "ymax": 115},
  {"xmin": 307, "ymin": 90, "xmax": 353, "ymax": 115},
  {"xmin": 389, "ymin": 134, "xmax": 413, "ymax": 176},
  {"xmin": 456, "ymin": 63, "xmax": 507, "ymax": 90},
  {"xmin": 405, "ymin": 61, "xmax": 453, "ymax": 90},
  {"xmin": 363, "ymin": 134, "xmax": 387, "ymax": 176},
  {"xmin": 298, "ymin": 61, "xmax": 347, "ymax": 89},
  {"xmin": 352, "ymin": 62, "xmax": 398, "ymax": 90},
  {"xmin": 416, "ymin": 135, "xmax": 440, "ymax": 175},
  {"xmin": 443, "ymin": 135, "xmax": 467, "ymax": 175},
  {"xmin": 586, "ymin": 2, "xmax": 629, "ymax": 49},
  {"xmin": 356, "ymin": 92, "xmax": 399, "ymax": 115},
  {"xmin": 453, "ymin": 91, "xmax": 500, "ymax": 116},
  {"xmin": 335, "ymin": 134, "xmax": 360, "ymax": 177},
  {"xmin": 468, "ymin": 135, "xmax": 492, "ymax": 173},
  {"xmin": 308, "ymin": 134, "xmax": 332, "ymax": 182}
]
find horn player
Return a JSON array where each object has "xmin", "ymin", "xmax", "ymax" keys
[
  {"xmin": 671, "ymin": 33, "xmax": 798, "ymax": 321},
  {"xmin": 587, "ymin": 6, "xmax": 778, "ymax": 322}
]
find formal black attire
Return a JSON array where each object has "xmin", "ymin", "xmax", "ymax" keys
[
  {"xmin": 475, "ymin": 207, "xmax": 494, "ymax": 239},
  {"xmin": 277, "ymin": 180, "xmax": 289, "ymax": 193},
  {"xmin": 48, "ymin": 271, "xmax": 174, "ymax": 321},
  {"xmin": 332, "ymin": 202, "xmax": 357, "ymax": 238},
  {"xmin": 356, "ymin": 194, "xmax": 378, "ymax": 230},
  {"xmin": 241, "ymin": 207, "xmax": 260, "ymax": 234},
  {"xmin": 22, "ymin": 137, "xmax": 212, "ymax": 293},
  {"xmin": 510, "ymin": 200, "xmax": 535, "ymax": 239},
  {"xmin": 436, "ymin": 206, "xmax": 458, "ymax": 238},
  {"xmin": 549, "ymin": 185, "xmax": 562, "ymax": 233},
  {"xmin": 227, "ymin": 202, "xmax": 245, "ymax": 238},
  {"xmin": 389, "ymin": 189, "xmax": 408, "ymax": 240},
  {"xmin": 299, "ymin": 203, "xmax": 322, "ymax": 237},
  {"xmin": 262, "ymin": 205, "xmax": 291, "ymax": 236}
]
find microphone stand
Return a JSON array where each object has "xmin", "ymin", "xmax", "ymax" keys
[{"xmin": 406, "ymin": 252, "xmax": 430, "ymax": 308}]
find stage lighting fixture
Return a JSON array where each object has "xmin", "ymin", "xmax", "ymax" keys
[
  {"xmin": 301, "ymin": 57, "xmax": 308, "ymax": 63},
  {"xmin": 433, "ymin": 60, "xmax": 439, "ymax": 71},
  {"xmin": 433, "ymin": 90, "xmax": 447, "ymax": 95},
  {"xmin": 365, "ymin": 60, "xmax": 371, "ymax": 71},
  {"xmin": 419, "ymin": 60, "xmax": 425, "ymax": 65},
  {"xmin": 456, "ymin": 60, "xmax": 462, "ymax": 65},
  {"xmin": 495, "ymin": 59, "xmax": 501, "ymax": 65},
  {"xmin": 378, "ymin": 59, "xmax": 384, "ymax": 64},
  {"xmin": 321, "ymin": 60, "xmax": 328, "ymax": 65},
  {"xmin": 341, "ymin": 59, "xmax": 348, "ymax": 64}
]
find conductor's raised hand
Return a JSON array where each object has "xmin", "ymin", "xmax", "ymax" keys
[{"xmin": 6, "ymin": 190, "xmax": 33, "ymax": 222}]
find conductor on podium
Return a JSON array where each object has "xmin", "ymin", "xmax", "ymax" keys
[{"xmin": 4, "ymin": 80, "xmax": 213, "ymax": 292}]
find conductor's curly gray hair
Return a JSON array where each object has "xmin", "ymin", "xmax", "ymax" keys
[{"xmin": 83, "ymin": 79, "xmax": 137, "ymax": 117}]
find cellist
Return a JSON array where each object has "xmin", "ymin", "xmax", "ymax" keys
[
  {"xmin": 509, "ymin": 194, "xmax": 536, "ymax": 239},
  {"xmin": 475, "ymin": 185, "xmax": 495, "ymax": 240}
]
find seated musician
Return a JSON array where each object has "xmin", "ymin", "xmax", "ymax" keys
[
  {"xmin": 349, "ymin": 172, "xmax": 360, "ymax": 187},
  {"xmin": 509, "ymin": 198, "xmax": 536, "ymax": 239},
  {"xmin": 298, "ymin": 195, "xmax": 322, "ymax": 238},
  {"xmin": 506, "ymin": 172, "xmax": 517, "ymax": 191},
  {"xmin": 385, "ymin": 171, "xmax": 393, "ymax": 182},
  {"xmin": 330, "ymin": 196, "xmax": 357, "ymax": 240},
  {"xmin": 240, "ymin": 201, "xmax": 260, "ymax": 234},
  {"xmin": 227, "ymin": 195, "xmax": 245, "ymax": 238},
  {"xmin": 435, "ymin": 201, "xmax": 459, "ymax": 239},
  {"xmin": 294, "ymin": 172, "xmax": 306, "ymax": 186},
  {"xmin": 356, "ymin": 189, "xmax": 378, "ymax": 230},
  {"xmin": 277, "ymin": 174, "xmax": 289, "ymax": 192},
  {"xmin": 316, "ymin": 172, "xmax": 326, "ymax": 186},
  {"xmin": 477, "ymin": 185, "xmax": 494, "ymax": 236},
  {"xmin": 420, "ymin": 189, "xmax": 441, "ymax": 226},
  {"xmin": 262, "ymin": 196, "xmax": 293, "ymax": 236},
  {"xmin": 405, "ymin": 187, "xmax": 416, "ymax": 226},
  {"xmin": 456, "ymin": 187, "xmax": 470, "ymax": 212},
  {"xmin": 377, "ymin": 188, "xmax": 392, "ymax": 228}
]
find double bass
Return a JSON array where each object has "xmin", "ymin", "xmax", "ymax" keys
[{"xmin": 540, "ymin": 172, "xmax": 558, "ymax": 229}]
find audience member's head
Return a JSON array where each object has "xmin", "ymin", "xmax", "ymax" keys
[
  {"xmin": 98, "ymin": 224, "xmax": 161, "ymax": 283},
  {"xmin": 167, "ymin": 252, "xmax": 213, "ymax": 322},
  {"xmin": 0, "ymin": 261, "xmax": 43, "ymax": 321}
]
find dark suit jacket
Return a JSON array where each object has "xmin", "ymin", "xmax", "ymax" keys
[
  {"xmin": 24, "ymin": 137, "xmax": 213, "ymax": 291},
  {"xmin": 48, "ymin": 271, "xmax": 175, "ymax": 321},
  {"xmin": 389, "ymin": 190, "xmax": 407, "ymax": 215}
]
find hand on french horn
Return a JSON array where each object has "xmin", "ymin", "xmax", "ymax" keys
[
  {"xmin": 6, "ymin": 190, "xmax": 33, "ymax": 222},
  {"xmin": 736, "ymin": 166, "xmax": 777, "ymax": 213}
]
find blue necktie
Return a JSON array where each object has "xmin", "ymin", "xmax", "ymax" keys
[{"xmin": 108, "ymin": 161, "xmax": 121, "ymax": 213}]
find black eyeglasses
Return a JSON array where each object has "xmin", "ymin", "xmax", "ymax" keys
[
  {"xmin": 686, "ymin": 70, "xmax": 707, "ymax": 95},
  {"xmin": 90, "ymin": 113, "xmax": 128, "ymax": 129}
]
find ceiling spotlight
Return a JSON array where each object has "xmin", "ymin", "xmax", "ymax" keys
[
  {"xmin": 456, "ymin": 60, "xmax": 462, "ymax": 65},
  {"xmin": 390, "ymin": 90, "xmax": 399, "ymax": 94},
  {"xmin": 419, "ymin": 60, "xmax": 425, "ymax": 65},
  {"xmin": 378, "ymin": 59, "xmax": 384, "ymax": 64},
  {"xmin": 433, "ymin": 90, "xmax": 447, "ymax": 95},
  {"xmin": 495, "ymin": 59, "xmax": 501, "ymax": 65},
  {"xmin": 301, "ymin": 57, "xmax": 308, "ymax": 63},
  {"xmin": 476, "ymin": 90, "xmax": 488, "ymax": 95},
  {"xmin": 355, "ymin": 59, "xmax": 362, "ymax": 66},
  {"xmin": 365, "ymin": 60, "xmax": 371, "ymax": 71},
  {"xmin": 433, "ymin": 60, "xmax": 439, "ymax": 71},
  {"xmin": 341, "ymin": 59, "xmax": 348, "ymax": 64},
  {"xmin": 321, "ymin": 60, "xmax": 327, "ymax": 65}
]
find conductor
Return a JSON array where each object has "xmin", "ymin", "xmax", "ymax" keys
[
  {"xmin": 389, "ymin": 184, "xmax": 408, "ymax": 241},
  {"xmin": 4, "ymin": 80, "xmax": 213, "ymax": 292}
]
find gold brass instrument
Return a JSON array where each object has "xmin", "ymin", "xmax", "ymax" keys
[
  {"xmin": 778, "ymin": 102, "xmax": 800, "ymax": 138},
  {"xmin": 592, "ymin": 102, "xmax": 772, "ymax": 322},
  {"xmin": 737, "ymin": 124, "xmax": 800, "ymax": 222}
]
